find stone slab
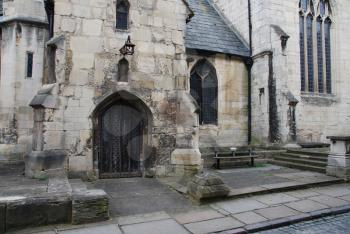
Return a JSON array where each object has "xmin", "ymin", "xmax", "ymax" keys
[
  {"xmin": 308, "ymin": 195, "xmax": 349, "ymax": 208},
  {"xmin": 213, "ymin": 198, "xmax": 268, "ymax": 214},
  {"xmin": 121, "ymin": 219, "xmax": 189, "ymax": 234},
  {"xmin": 311, "ymin": 186, "xmax": 350, "ymax": 197},
  {"xmin": 172, "ymin": 209, "xmax": 224, "ymax": 224},
  {"xmin": 117, "ymin": 211, "xmax": 170, "ymax": 225},
  {"xmin": 60, "ymin": 224, "xmax": 122, "ymax": 234},
  {"xmin": 255, "ymin": 205, "xmax": 300, "ymax": 220},
  {"xmin": 338, "ymin": 195, "xmax": 350, "ymax": 202},
  {"xmin": 254, "ymin": 193, "xmax": 299, "ymax": 205},
  {"xmin": 184, "ymin": 217, "xmax": 243, "ymax": 234},
  {"xmin": 232, "ymin": 211, "xmax": 268, "ymax": 225},
  {"xmin": 285, "ymin": 200, "xmax": 329, "ymax": 213},
  {"xmin": 285, "ymin": 189, "xmax": 320, "ymax": 198}
]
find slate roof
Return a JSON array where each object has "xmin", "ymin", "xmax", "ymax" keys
[{"xmin": 185, "ymin": 0, "xmax": 250, "ymax": 57}]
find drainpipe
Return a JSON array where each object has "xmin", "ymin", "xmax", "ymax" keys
[{"xmin": 247, "ymin": 0, "xmax": 253, "ymax": 145}]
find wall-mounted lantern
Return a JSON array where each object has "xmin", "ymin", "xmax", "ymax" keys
[{"xmin": 119, "ymin": 36, "xmax": 135, "ymax": 56}]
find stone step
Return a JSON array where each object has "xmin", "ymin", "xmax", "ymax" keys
[
  {"xmin": 270, "ymin": 159, "xmax": 326, "ymax": 174},
  {"xmin": 287, "ymin": 149, "xmax": 329, "ymax": 157},
  {"xmin": 0, "ymin": 161, "xmax": 24, "ymax": 176},
  {"xmin": 273, "ymin": 155, "xmax": 327, "ymax": 167},
  {"xmin": 279, "ymin": 153, "xmax": 328, "ymax": 162}
]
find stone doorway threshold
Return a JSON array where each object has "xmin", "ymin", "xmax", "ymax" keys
[{"xmin": 160, "ymin": 164, "xmax": 343, "ymax": 200}]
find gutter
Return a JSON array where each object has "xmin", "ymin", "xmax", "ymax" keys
[{"xmin": 247, "ymin": 0, "xmax": 253, "ymax": 145}]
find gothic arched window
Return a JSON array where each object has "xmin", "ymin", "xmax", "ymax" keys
[
  {"xmin": 116, "ymin": 0, "xmax": 129, "ymax": 30},
  {"xmin": 190, "ymin": 59, "xmax": 218, "ymax": 125},
  {"xmin": 118, "ymin": 58, "xmax": 129, "ymax": 82},
  {"xmin": 299, "ymin": 0, "xmax": 333, "ymax": 94}
]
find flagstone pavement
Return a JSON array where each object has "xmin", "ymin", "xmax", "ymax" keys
[{"xmin": 13, "ymin": 183, "xmax": 350, "ymax": 234}]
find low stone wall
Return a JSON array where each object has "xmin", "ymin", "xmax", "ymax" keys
[{"xmin": 0, "ymin": 188, "xmax": 109, "ymax": 233}]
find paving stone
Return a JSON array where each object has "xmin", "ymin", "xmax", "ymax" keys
[
  {"xmin": 312, "ymin": 186, "xmax": 350, "ymax": 197},
  {"xmin": 121, "ymin": 219, "xmax": 189, "ymax": 234},
  {"xmin": 60, "ymin": 224, "xmax": 122, "ymax": 234},
  {"xmin": 184, "ymin": 217, "xmax": 244, "ymax": 234},
  {"xmin": 261, "ymin": 181, "xmax": 304, "ymax": 189},
  {"xmin": 338, "ymin": 195, "xmax": 350, "ymax": 202},
  {"xmin": 117, "ymin": 211, "xmax": 170, "ymax": 225},
  {"xmin": 172, "ymin": 209, "xmax": 224, "ymax": 224},
  {"xmin": 255, "ymin": 205, "xmax": 300, "ymax": 220},
  {"xmin": 308, "ymin": 195, "xmax": 350, "ymax": 208},
  {"xmin": 213, "ymin": 198, "xmax": 268, "ymax": 214},
  {"xmin": 254, "ymin": 193, "xmax": 299, "ymax": 205},
  {"xmin": 285, "ymin": 200, "xmax": 329, "ymax": 213},
  {"xmin": 285, "ymin": 189, "xmax": 320, "ymax": 198},
  {"xmin": 233, "ymin": 211, "xmax": 268, "ymax": 224}
]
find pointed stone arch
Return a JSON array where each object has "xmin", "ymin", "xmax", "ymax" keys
[{"xmin": 92, "ymin": 90, "xmax": 154, "ymax": 178}]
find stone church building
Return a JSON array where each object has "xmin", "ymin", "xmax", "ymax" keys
[{"xmin": 0, "ymin": 0, "xmax": 349, "ymax": 178}]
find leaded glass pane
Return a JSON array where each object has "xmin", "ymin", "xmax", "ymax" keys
[
  {"xmin": 202, "ymin": 74, "xmax": 218, "ymax": 125},
  {"xmin": 300, "ymin": 0, "xmax": 308, "ymax": 12},
  {"xmin": 307, "ymin": 14, "xmax": 314, "ymax": 92},
  {"xmin": 116, "ymin": 1, "xmax": 128, "ymax": 30},
  {"xmin": 316, "ymin": 18, "xmax": 324, "ymax": 93},
  {"xmin": 320, "ymin": 0, "xmax": 326, "ymax": 16},
  {"xmin": 325, "ymin": 19, "xmax": 332, "ymax": 94},
  {"xmin": 27, "ymin": 52, "xmax": 34, "ymax": 78},
  {"xmin": 299, "ymin": 15, "xmax": 306, "ymax": 92},
  {"xmin": 190, "ymin": 73, "xmax": 203, "ymax": 123}
]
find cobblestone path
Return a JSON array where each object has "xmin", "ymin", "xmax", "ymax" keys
[{"xmin": 258, "ymin": 212, "xmax": 350, "ymax": 234}]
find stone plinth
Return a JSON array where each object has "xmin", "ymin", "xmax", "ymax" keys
[
  {"xmin": 187, "ymin": 173, "xmax": 230, "ymax": 202},
  {"xmin": 72, "ymin": 189, "xmax": 109, "ymax": 224},
  {"xmin": 25, "ymin": 150, "xmax": 67, "ymax": 179},
  {"xmin": 171, "ymin": 149, "xmax": 203, "ymax": 177},
  {"xmin": 326, "ymin": 136, "xmax": 350, "ymax": 180}
]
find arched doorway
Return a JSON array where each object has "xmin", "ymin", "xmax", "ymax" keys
[{"xmin": 94, "ymin": 92, "xmax": 151, "ymax": 178}]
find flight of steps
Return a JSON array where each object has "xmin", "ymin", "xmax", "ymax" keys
[{"xmin": 270, "ymin": 149, "xmax": 329, "ymax": 173}]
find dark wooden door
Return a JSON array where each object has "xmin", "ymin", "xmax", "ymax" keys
[{"xmin": 99, "ymin": 102, "xmax": 144, "ymax": 178}]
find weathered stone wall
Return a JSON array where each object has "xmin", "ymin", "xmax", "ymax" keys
[
  {"xmin": 39, "ymin": 0, "xmax": 191, "ymax": 176},
  {"xmin": 0, "ymin": 0, "xmax": 47, "ymax": 160},
  {"xmin": 187, "ymin": 53, "xmax": 248, "ymax": 148},
  {"xmin": 215, "ymin": 0, "xmax": 350, "ymax": 145}
]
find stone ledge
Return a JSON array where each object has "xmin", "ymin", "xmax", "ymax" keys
[{"xmin": 5, "ymin": 195, "xmax": 72, "ymax": 232}]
